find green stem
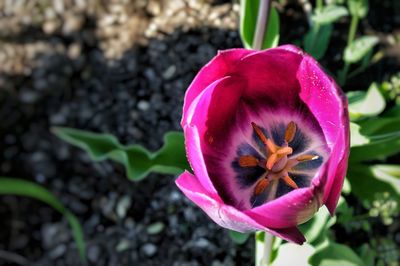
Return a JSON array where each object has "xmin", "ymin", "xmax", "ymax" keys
[
  {"xmin": 316, "ymin": 0, "xmax": 323, "ymax": 10},
  {"xmin": 255, "ymin": 232, "xmax": 274, "ymax": 266},
  {"xmin": 309, "ymin": 23, "xmax": 321, "ymax": 55},
  {"xmin": 347, "ymin": 15, "xmax": 359, "ymax": 46},
  {"xmin": 253, "ymin": 0, "xmax": 271, "ymax": 50},
  {"xmin": 339, "ymin": 62, "xmax": 350, "ymax": 86},
  {"xmin": 339, "ymin": 15, "xmax": 359, "ymax": 85}
]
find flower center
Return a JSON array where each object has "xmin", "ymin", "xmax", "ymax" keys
[{"xmin": 238, "ymin": 121, "xmax": 319, "ymax": 197}]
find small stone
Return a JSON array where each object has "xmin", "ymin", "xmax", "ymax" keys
[
  {"xmin": 87, "ymin": 245, "xmax": 101, "ymax": 263},
  {"xmin": 169, "ymin": 191, "xmax": 181, "ymax": 202},
  {"xmin": 147, "ymin": 0, "xmax": 161, "ymax": 16},
  {"xmin": 68, "ymin": 43, "xmax": 82, "ymax": 59},
  {"xmin": 193, "ymin": 238, "xmax": 212, "ymax": 249},
  {"xmin": 141, "ymin": 243, "xmax": 157, "ymax": 257},
  {"xmin": 116, "ymin": 195, "xmax": 131, "ymax": 219},
  {"xmin": 48, "ymin": 245, "xmax": 66, "ymax": 259},
  {"xmin": 116, "ymin": 239, "xmax": 131, "ymax": 252},
  {"xmin": 50, "ymin": 112, "xmax": 66, "ymax": 125},
  {"xmin": 162, "ymin": 65, "xmax": 177, "ymax": 80},
  {"xmin": 63, "ymin": 13, "xmax": 84, "ymax": 35},
  {"xmin": 137, "ymin": 100, "xmax": 150, "ymax": 111},
  {"xmin": 146, "ymin": 222, "xmax": 165, "ymax": 235},
  {"xmin": 19, "ymin": 90, "xmax": 39, "ymax": 103},
  {"xmin": 184, "ymin": 208, "xmax": 196, "ymax": 222},
  {"xmin": 43, "ymin": 20, "xmax": 60, "ymax": 34}
]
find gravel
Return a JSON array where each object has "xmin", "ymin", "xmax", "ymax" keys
[{"xmin": 0, "ymin": 0, "xmax": 253, "ymax": 265}]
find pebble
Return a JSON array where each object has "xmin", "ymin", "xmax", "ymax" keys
[
  {"xmin": 48, "ymin": 245, "xmax": 67, "ymax": 259},
  {"xmin": 137, "ymin": 100, "xmax": 150, "ymax": 111},
  {"xmin": 116, "ymin": 239, "xmax": 131, "ymax": 252},
  {"xmin": 141, "ymin": 243, "xmax": 157, "ymax": 257},
  {"xmin": 146, "ymin": 222, "xmax": 165, "ymax": 235},
  {"xmin": 162, "ymin": 65, "xmax": 177, "ymax": 80},
  {"xmin": 116, "ymin": 195, "xmax": 132, "ymax": 219},
  {"xmin": 62, "ymin": 12, "xmax": 84, "ymax": 35},
  {"xmin": 19, "ymin": 90, "xmax": 39, "ymax": 103},
  {"xmin": 87, "ymin": 245, "xmax": 101, "ymax": 263}
]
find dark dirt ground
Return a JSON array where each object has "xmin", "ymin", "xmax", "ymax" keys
[{"xmin": 0, "ymin": 0, "xmax": 399, "ymax": 265}]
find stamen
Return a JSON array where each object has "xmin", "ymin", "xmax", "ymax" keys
[
  {"xmin": 238, "ymin": 155, "xmax": 259, "ymax": 167},
  {"xmin": 284, "ymin": 121, "xmax": 297, "ymax": 143},
  {"xmin": 282, "ymin": 175, "xmax": 298, "ymax": 189},
  {"xmin": 265, "ymin": 139, "xmax": 277, "ymax": 153},
  {"xmin": 254, "ymin": 178, "xmax": 269, "ymax": 196},
  {"xmin": 251, "ymin": 122, "xmax": 269, "ymax": 146},
  {"xmin": 266, "ymin": 153, "xmax": 278, "ymax": 170},
  {"xmin": 296, "ymin": 154, "xmax": 319, "ymax": 162},
  {"xmin": 276, "ymin": 147, "xmax": 293, "ymax": 155}
]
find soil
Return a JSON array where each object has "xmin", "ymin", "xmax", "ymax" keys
[{"xmin": 0, "ymin": 0, "xmax": 399, "ymax": 265}]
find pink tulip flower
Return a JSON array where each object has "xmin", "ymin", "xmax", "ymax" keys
[{"xmin": 175, "ymin": 45, "xmax": 350, "ymax": 244}]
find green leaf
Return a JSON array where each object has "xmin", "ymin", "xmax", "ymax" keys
[
  {"xmin": 344, "ymin": 36, "xmax": 379, "ymax": 64},
  {"xmin": 371, "ymin": 165, "xmax": 400, "ymax": 191},
  {"xmin": 359, "ymin": 244, "xmax": 377, "ymax": 266},
  {"xmin": 228, "ymin": 230, "xmax": 250, "ymax": 245},
  {"xmin": 347, "ymin": 83, "xmax": 385, "ymax": 120},
  {"xmin": 309, "ymin": 242, "xmax": 365, "ymax": 266},
  {"xmin": 240, "ymin": 0, "xmax": 280, "ymax": 49},
  {"xmin": 299, "ymin": 206, "xmax": 332, "ymax": 245},
  {"xmin": 0, "ymin": 178, "xmax": 86, "ymax": 263},
  {"xmin": 349, "ymin": 115, "xmax": 400, "ymax": 161},
  {"xmin": 350, "ymin": 122, "xmax": 370, "ymax": 147},
  {"xmin": 348, "ymin": 0, "xmax": 369, "ymax": 18},
  {"xmin": 357, "ymin": 117, "xmax": 400, "ymax": 136},
  {"xmin": 350, "ymin": 132, "xmax": 400, "ymax": 162},
  {"xmin": 53, "ymin": 127, "xmax": 190, "ymax": 181},
  {"xmin": 312, "ymin": 5, "xmax": 348, "ymax": 24},
  {"xmin": 347, "ymin": 164, "xmax": 400, "ymax": 205},
  {"xmin": 304, "ymin": 24, "xmax": 332, "ymax": 60},
  {"xmin": 342, "ymin": 177, "xmax": 352, "ymax": 195},
  {"xmin": 383, "ymin": 105, "xmax": 400, "ymax": 118}
]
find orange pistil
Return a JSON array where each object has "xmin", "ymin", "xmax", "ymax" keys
[
  {"xmin": 254, "ymin": 178, "xmax": 270, "ymax": 196},
  {"xmin": 265, "ymin": 140, "xmax": 293, "ymax": 171},
  {"xmin": 282, "ymin": 175, "xmax": 298, "ymax": 189},
  {"xmin": 239, "ymin": 155, "xmax": 259, "ymax": 167}
]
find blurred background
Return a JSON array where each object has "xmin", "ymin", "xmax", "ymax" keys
[{"xmin": 0, "ymin": 0, "xmax": 399, "ymax": 265}]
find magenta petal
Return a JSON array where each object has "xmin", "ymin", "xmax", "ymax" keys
[
  {"xmin": 182, "ymin": 49, "xmax": 255, "ymax": 126},
  {"xmin": 244, "ymin": 187, "xmax": 321, "ymax": 228},
  {"xmin": 275, "ymin": 44, "xmax": 303, "ymax": 54},
  {"xmin": 324, "ymin": 118, "xmax": 350, "ymax": 214},
  {"xmin": 234, "ymin": 48, "xmax": 303, "ymax": 107},
  {"xmin": 185, "ymin": 75, "xmax": 245, "ymax": 142},
  {"xmin": 325, "ymin": 155, "xmax": 349, "ymax": 214},
  {"xmin": 296, "ymin": 54, "xmax": 350, "ymax": 214},
  {"xmin": 176, "ymin": 171, "xmax": 306, "ymax": 244},
  {"xmin": 272, "ymin": 226, "xmax": 306, "ymax": 245},
  {"xmin": 176, "ymin": 171, "xmax": 259, "ymax": 232},
  {"xmin": 297, "ymin": 53, "xmax": 347, "ymax": 146},
  {"xmin": 184, "ymin": 124, "xmax": 221, "ymax": 197}
]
